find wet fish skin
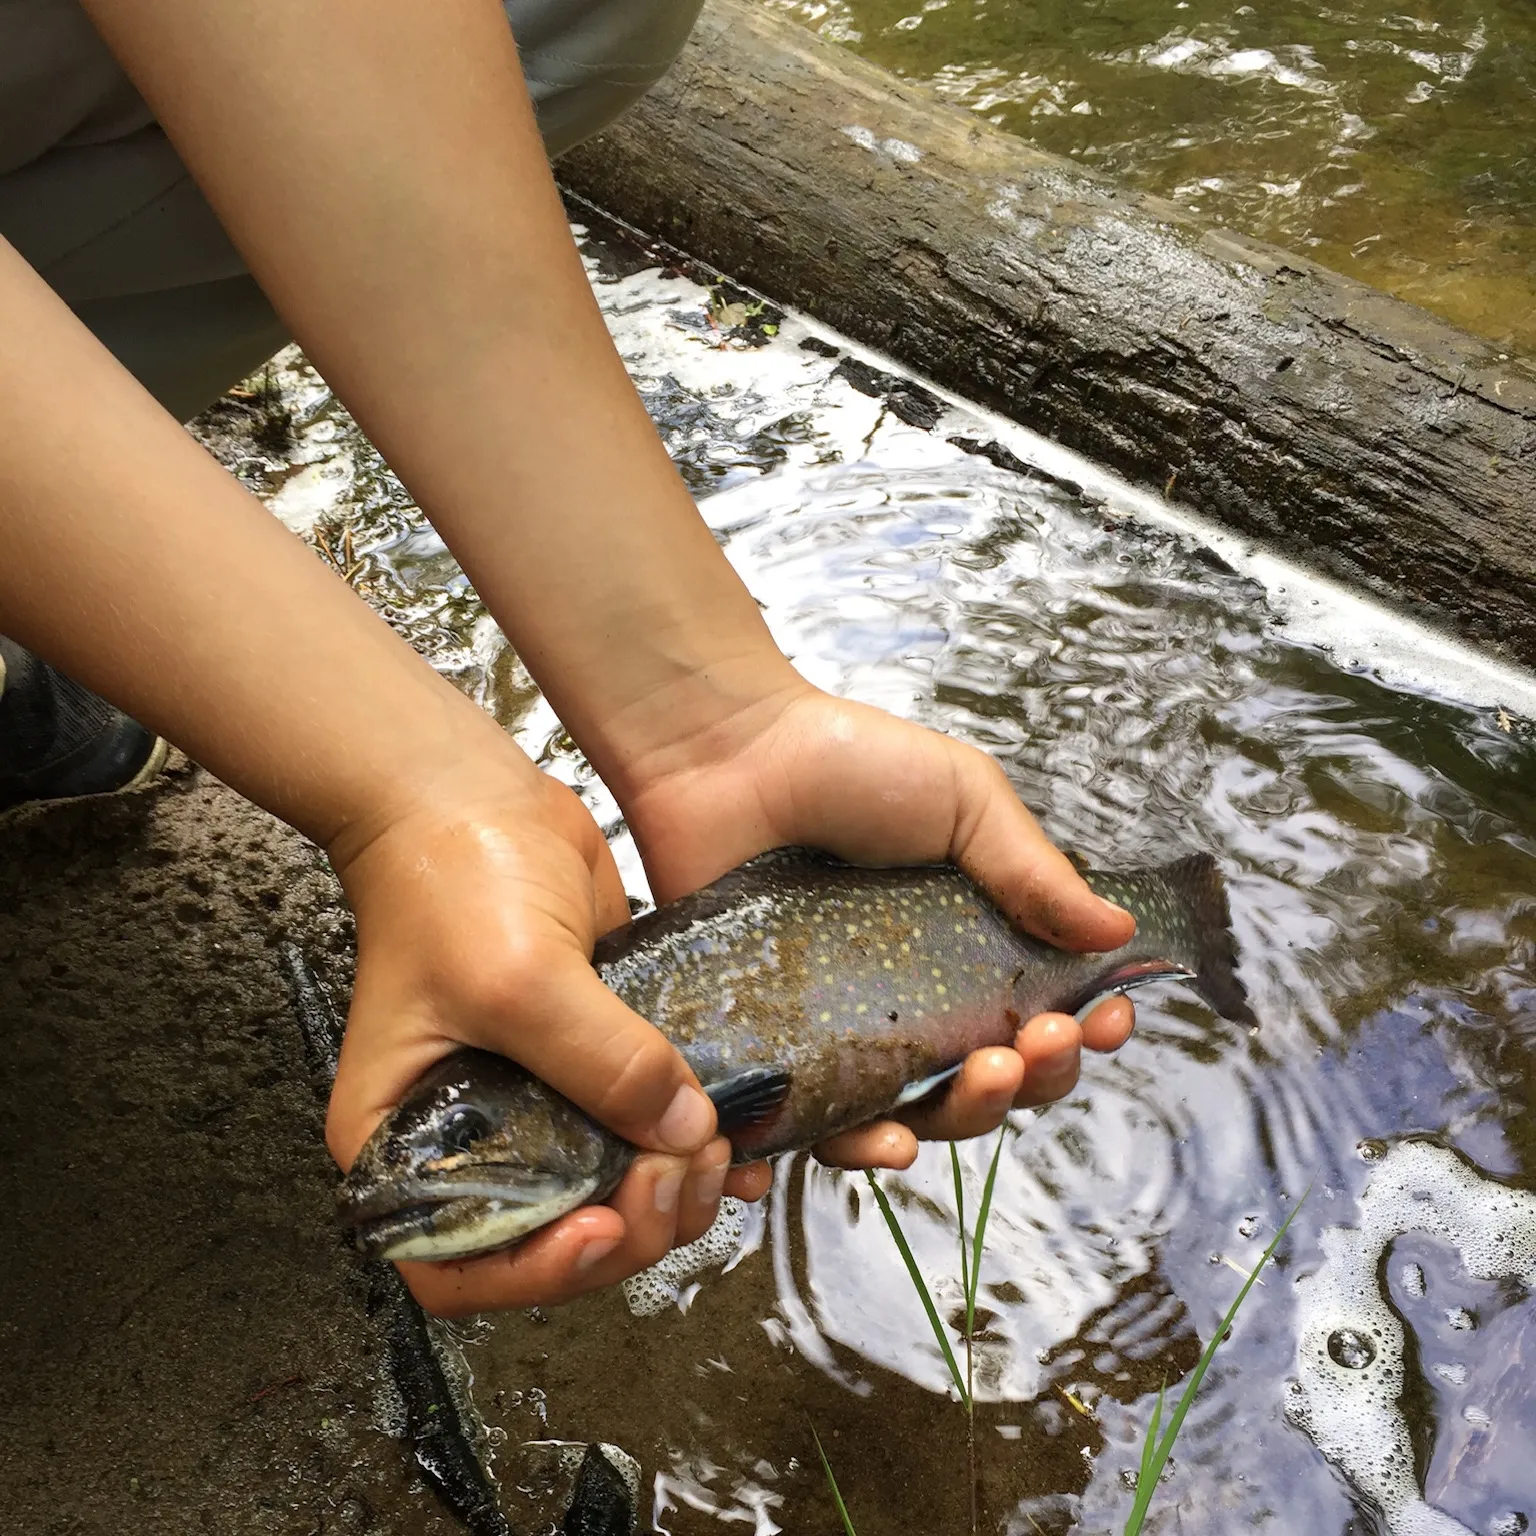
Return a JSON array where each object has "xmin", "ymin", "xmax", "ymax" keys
[{"xmin": 340, "ymin": 849, "xmax": 1252, "ymax": 1262}]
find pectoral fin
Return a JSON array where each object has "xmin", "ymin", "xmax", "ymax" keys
[
  {"xmin": 705, "ymin": 1066, "xmax": 792, "ymax": 1132},
  {"xmin": 893, "ymin": 1063, "xmax": 962, "ymax": 1109}
]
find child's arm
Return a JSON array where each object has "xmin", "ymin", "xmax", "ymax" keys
[
  {"xmin": 0, "ymin": 237, "xmax": 728, "ymax": 1305},
  {"xmin": 12, "ymin": 0, "xmax": 1138, "ymax": 1317}
]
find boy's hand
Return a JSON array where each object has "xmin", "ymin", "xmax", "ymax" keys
[
  {"xmin": 325, "ymin": 766, "xmax": 732, "ymax": 1318},
  {"xmin": 617, "ymin": 679, "xmax": 1138, "ymax": 1175}
]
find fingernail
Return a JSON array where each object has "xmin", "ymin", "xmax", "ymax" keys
[
  {"xmin": 657, "ymin": 1084, "xmax": 714, "ymax": 1152},
  {"xmin": 693, "ymin": 1160, "xmax": 729, "ymax": 1210},
  {"xmin": 576, "ymin": 1235, "xmax": 621, "ymax": 1273},
  {"xmin": 654, "ymin": 1170, "xmax": 685, "ymax": 1215}
]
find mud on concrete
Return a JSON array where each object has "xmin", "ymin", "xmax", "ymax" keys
[{"xmin": 0, "ymin": 761, "xmax": 462, "ymax": 1536}]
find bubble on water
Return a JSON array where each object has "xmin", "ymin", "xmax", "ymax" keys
[
  {"xmin": 1401, "ymin": 1262, "xmax": 1427, "ymax": 1298},
  {"xmin": 1445, "ymin": 1306, "xmax": 1477, "ymax": 1332},
  {"xmin": 1328, "ymin": 1328, "xmax": 1378, "ymax": 1370},
  {"xmin": 1491, "ymin": 1514, "xmax": 1528, "ymax": 1536},
  {"xmin": 1461, "ymin": 1405, "xmax": 1492, "ymax": 1429},
  {"xmin": 1238, "ymin": 1215, "xmax": 1259, "ymax": 1239},
  {"xmin": 622, "ymin": 1198, "xmax": 747, "ymax": 1319},
  {"xmin": 1433, "ymin": 1362, "xmax": 1469, "ymax": 1386},
  {"xmin": 1360, "ymin": 1139, "xmax": 1389, "ymax": 1162},
  {"xmin": 1290, "ymin": 1141, "xmax": 1536, "ymax": 1536}
]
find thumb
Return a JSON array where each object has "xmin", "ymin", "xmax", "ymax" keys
[
  {"xmin": 487, "ymin": 953, "xmax": 719, "ymax": 1154},
  {"xmin": 955, "ymin": 755, "xmax": 1135, "ymax": 952},
  {"xmin": 325, "ymin": 948, "xmax": 717, "ymax": 1173}
]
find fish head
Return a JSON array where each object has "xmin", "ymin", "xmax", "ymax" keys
[{"xmin": 337, "ymin": 1048, "xmax": 631, "ymax": 1263}]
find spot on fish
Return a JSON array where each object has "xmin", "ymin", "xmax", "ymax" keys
[
  {"xmin": 932, "ymin": 967, "xmax": 943, "ymax": 978},
  {"xmin": 820, "ymin": 1011, "xmax": 832, "ymax": 1022}
]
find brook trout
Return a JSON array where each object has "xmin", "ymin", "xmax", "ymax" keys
[{"xmin": 340, "ymin": 849, "xmax": 1253, "ymax": 1262}]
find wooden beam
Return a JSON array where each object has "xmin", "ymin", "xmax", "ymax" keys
[{"xmin": 560, "ymin": 0, "xmax": 1536, "ymax": 667}]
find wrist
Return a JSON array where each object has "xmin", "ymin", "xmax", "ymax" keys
[
  {"xmin": 580, "ymin": 643, "xmax": 811, "ymax": 804},
  {"xmin": 322, "ymin": 716, "xmax": 547, "ymax": 884}
]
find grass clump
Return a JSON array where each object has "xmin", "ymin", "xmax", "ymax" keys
[{"xmin": 817, "ymin": 1134, "xmax": 1306, "ymax": 1536}]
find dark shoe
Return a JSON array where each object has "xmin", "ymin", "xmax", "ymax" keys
[{"xmin": 0, "ymin": 637, "xmax": 168, "ymax": 816}]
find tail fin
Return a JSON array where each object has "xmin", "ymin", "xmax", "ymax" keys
[{"xmin": 1162, "ymin": 853, "xmax": 1258, "ymax": 1029}]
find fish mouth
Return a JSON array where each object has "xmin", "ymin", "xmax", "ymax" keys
[{"xmin": 340, "ymin": 1168, "xmax": 591, "ymax": 1263}]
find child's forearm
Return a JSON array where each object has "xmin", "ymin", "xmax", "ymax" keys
[
  {"xmin": 0, "ymin": 237, "xmax": 532, "ymax": 852},
  {"xmin": 83, "ymin": 0, "xmax": 796, "ymax": 794}
]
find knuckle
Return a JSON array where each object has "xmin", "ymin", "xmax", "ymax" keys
[
  {"xmin": 457, "ymin": 938, "xmax": 546, "ymax": 1019},
  {"xmin": 586, "ymin": 1034, "xmax": 684, "ymax": 1131}
]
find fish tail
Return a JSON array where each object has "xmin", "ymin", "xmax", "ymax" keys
[{"xmin": 1161, "ymin": 853, "xmax": 1258, "ymax": 1029}]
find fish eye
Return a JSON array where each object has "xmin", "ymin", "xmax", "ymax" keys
[{"xmin": 439, "ymin": 1105, "xmax": 492, "ymax": 1154}]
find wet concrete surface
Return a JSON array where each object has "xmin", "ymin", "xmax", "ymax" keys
[{"xmin": 0, "ymin": 763, "xmax": 461, "ymax": 1535}]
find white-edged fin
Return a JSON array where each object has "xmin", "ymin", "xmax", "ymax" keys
[
  {"xmin": 1071, "ymin": 968, "xmax": 1197, "ymax": 1022},
  {"xmin": 378, "ymin": 1173, "xmax": 602, "ymax": 1263},
  {"xmin": 893, "ymin": 1064, "xmax": 963, "ymax": 1109}
]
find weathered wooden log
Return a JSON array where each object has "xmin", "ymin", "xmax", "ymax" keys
[{"xmin": 559, "ymin": 0, "xmax": 1536, "ymax": 668}]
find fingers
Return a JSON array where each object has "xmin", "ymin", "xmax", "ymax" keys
[
  {"xmin": 1010, "ymin": 1012, "xmax": 1082, "ymax": 1108},
  {"xmin": 675, "ymin": 1139, "xmax": 733, "ymax": 1248},
  {"xmin": 953, "ymin": 752, "xmax": 1136, "ymax": 953},
  {"xmin": 724, "ymin": 1160, "xmax": 772, "ymax": 1202},
  {"xmin": 1080, "ymin": 993, "xmax": 1135, "ymax": 1053},
  {"xmin": 814, "ymin": 1120, "xmax": 919, "ymax": 1170},
  {"xmin": 899, "ymin": 1047, "xmax": 1022, "ymax": 1141},
  {"xmin": 395, "ymin": 1204, "xmax": 627, "ymax": 1318},
  {"xmin": 395, "ymin": 1142, "xmax": 737, "ymax": 1318},
  {"xmin": 817, "ymin": 996, "xmax": 1141, "ymax": 1172}
]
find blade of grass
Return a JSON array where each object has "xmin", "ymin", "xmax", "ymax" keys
[
  {"xmin": 966, "ymin": 1126, "xmax": 1008, "ymax": 1338},
  {"xmin": 1123, "ymin": 1191, "xmax": 1308, "ymax": 1535},
  {"xmin": 950, "ymin": 1143, "xmax": 971, "ymax": 1330},
  {"xmin": 810, "ymin": 1422, "xmax": 859, "ymax": 1536},
  {"xmin": 1134, "ymin": 1381, "xmax": 1165, "ymax": 1507},
  {"xmin": 865, "ymin": 1170, "xmax": 969, "ymax": 1406}
]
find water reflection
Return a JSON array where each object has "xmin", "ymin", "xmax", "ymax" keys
[
  {"xmin": 477, "ymin": 439, "xmax": 1533, "ymax": 1533},
  {"xmin": 764, "ymin": 0, "xmax": 1536, "ymax": 352},
  {"xmin": 201, "ymin": 235, "xmax": 1536, "ymax": 1533}
]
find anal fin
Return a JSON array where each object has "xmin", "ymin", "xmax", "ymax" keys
[
  {"xmin": 705, "ymin": 1066, "xmax": 792, "ymax": 1132},
  {"xmin": 892, "ymin": 1063, "xmax": 962, "ymax": 1110}
]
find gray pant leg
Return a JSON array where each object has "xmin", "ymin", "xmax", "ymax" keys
[{"xmin": 0, "ymin": 0, "xmax": 704, "ymax": 422}]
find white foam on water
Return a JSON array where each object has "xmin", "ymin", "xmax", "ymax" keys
[
  {"xmin": 622, "ymin": 1196, "xmax": 749, "ymax": 1318},
  {"xmin": 1288, "ymin": 1141, "xmax": 1536, "ymax": 1534}
]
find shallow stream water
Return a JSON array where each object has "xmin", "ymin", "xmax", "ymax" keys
[
  {"xmin": 208, "ymin": 214, "xmax": 1536, "ymax": 1535},
  {"xmin": 763, "ymin": 0, "xmax": 1536, "ymax": 354}
]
